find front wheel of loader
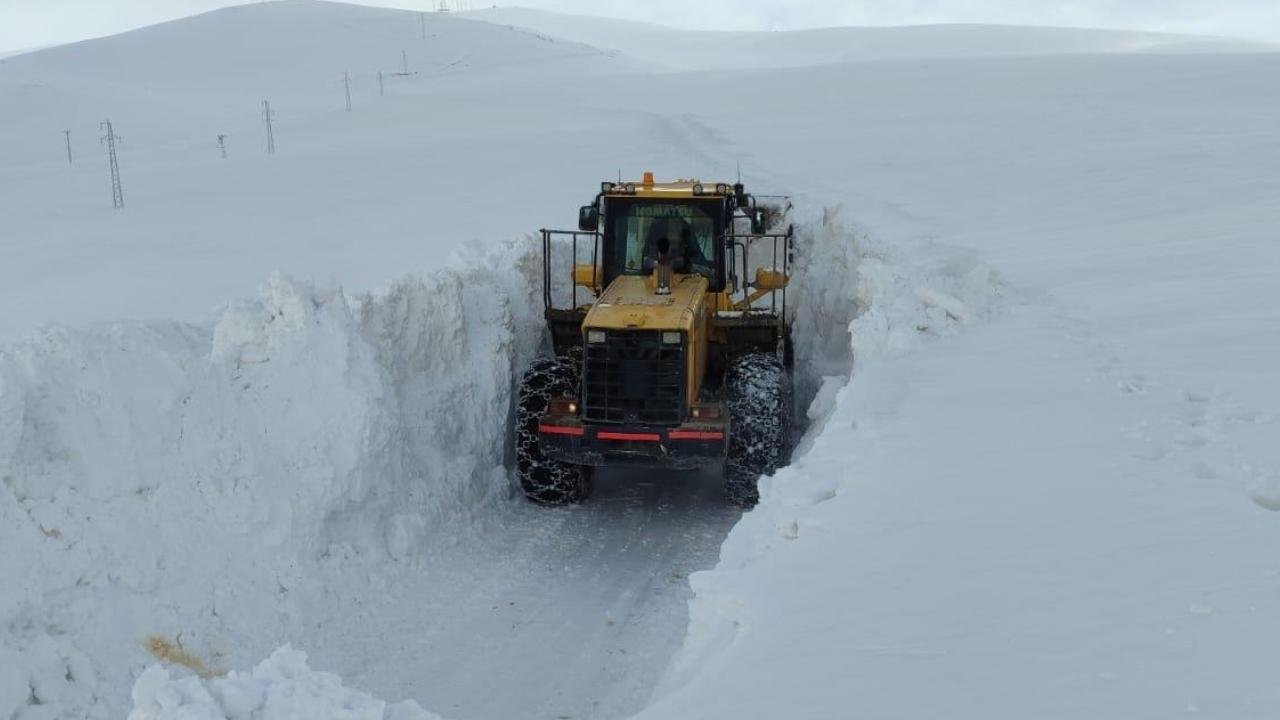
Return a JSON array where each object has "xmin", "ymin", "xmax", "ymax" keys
[
  {"xmin": 724, "ymin": 352, "xmax": 792, "ymax": 508},
  {"xmin": 515, "ymin": 355, "xmax": 593, "ymax": 505}
]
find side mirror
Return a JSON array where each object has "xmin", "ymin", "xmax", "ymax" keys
[
  {"xmin": 750, "ymin": 209, "xmax": 766, "ymax": 234},
  {"xmin": 578, "ymin": 205, "xmax": 599, "ymax": 232},
  {"xmin": 754, "ymin": 267, "xmax": 788, "ymax": 291}
]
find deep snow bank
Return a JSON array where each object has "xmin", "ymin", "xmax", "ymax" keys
[
  {"xmin": 0, "ymin": 238, "xmax": 547, "ymax": 719},
  {"xmin": 787, "ymin": 207, "xmax": 1003, "ymax": 442}
]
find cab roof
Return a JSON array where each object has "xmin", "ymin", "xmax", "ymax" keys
[{"xmin": 601, "ymin": 173, "xmax": 738, "ymax": 200}]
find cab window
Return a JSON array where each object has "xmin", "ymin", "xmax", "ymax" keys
[{"xmin": 609, "ymin": 201, "xmax": 717, "ymax": 281}]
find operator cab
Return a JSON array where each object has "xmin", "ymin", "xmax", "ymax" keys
[
  {"xmin": 579, "ymin": 175, "xmax": 747, "ymax": 293},
  {"xmin": 603, "ymin": 197, "xmax": 724, "ymax": 288}
]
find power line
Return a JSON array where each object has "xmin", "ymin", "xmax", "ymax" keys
[
  {"xmin": 99, "ymin": 120, "xmax": 124, "ymax": 209},
  {"xmin": 262, "ymin": 100, "xmax": 276, "ymax": 154}
]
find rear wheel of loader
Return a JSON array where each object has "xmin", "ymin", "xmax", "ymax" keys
[
  {"xmin": 515, "ymin": 355, "xmax": 593, "ymax": 505},
  {"xmin": 725, "ymin": 352, "xmax": 792, "ymax": 507}
]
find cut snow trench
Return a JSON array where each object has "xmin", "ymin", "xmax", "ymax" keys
[{"xmin": 1, "ymin": 209, "xmax": 1001, "ymax": 720}]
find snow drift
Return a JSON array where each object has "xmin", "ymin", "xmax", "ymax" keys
[{"xmin": 0, "ymin": 238, "xmax": 547, "ymax": 719}]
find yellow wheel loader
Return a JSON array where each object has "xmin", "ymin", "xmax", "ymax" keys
[{"xmin": 515, "ymin": 173, "xmax": 794, "ymax": 507}]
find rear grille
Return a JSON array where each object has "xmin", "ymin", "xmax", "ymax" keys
[{"xmin": 583, "ymin": 330, "xmax": 684, "ymax": 425}]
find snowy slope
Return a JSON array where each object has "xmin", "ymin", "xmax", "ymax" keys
[
  {"xmin": 2, "ymin": 3, "xmax": 1279, "ymax": 720},
  {"xmin": 465, "ymin": 7, "xmax": 1276, "ymax": 70},
  {"xmin": 0, "ymin": 0, "xmax": 633, "ymax": 341},
  {"xmin": 0, "ymin": 1, "xmax": 613, "ymax": 166}
]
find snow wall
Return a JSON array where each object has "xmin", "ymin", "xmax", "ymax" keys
[{"xmin": 0, "ymin": 238, "xmax": 548, "ymax": 719}]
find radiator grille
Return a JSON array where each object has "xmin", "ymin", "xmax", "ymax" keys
[{"xmin": 582, "ymin": 330, "xmax": 684, "ymax": 425}]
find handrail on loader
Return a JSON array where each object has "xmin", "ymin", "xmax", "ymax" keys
[
  {"xmin": 728, "ymin": 222, "xmax": 794, "ymax": 336},
  {"xmin": 540, "ymin": 229, "xmax": 601, "ymax": 312}
]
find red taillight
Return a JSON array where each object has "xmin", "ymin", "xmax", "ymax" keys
[
  {"xmin": 669, "ymin": 430, "xmax": 724, "ymax": 441},
  {"xmin": 597, "ymin": 431, "xmax": 661, "ymax": 442},
  {"xmin": 539, "ymin": 424, "xmax": 584, "ymax": 437}
]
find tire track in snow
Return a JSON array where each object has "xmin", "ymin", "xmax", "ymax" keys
[{"xmin": 302, "ymin": 468, "xmax": 739, "ymax": 720}]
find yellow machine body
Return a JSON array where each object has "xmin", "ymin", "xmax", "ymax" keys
[
  {"xmin": 583, "ymin": 274, "xmax": 711, "ymax": 407},
  {"xmin": 541, "ymin": 173, "xmax": 792, "ymax": 431}
]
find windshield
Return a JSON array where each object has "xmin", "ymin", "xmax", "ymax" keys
[{"xmin": 610, "ymin": 201, "xmax": 717, "ymax": 280}]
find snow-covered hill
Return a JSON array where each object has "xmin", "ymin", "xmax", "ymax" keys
[
  {"xmin": 0, "ymin": 0, "xmax": 633, "ymax": 341},
  {"xmin": 465, "ymin": 6, "xmax": 1277, "ymax": 70},
  {"xmin": 2, "ymin": 2, "xmax": 1279, "ymax": 719},
  {"xmin": 0, "ymin": 1, "xmax": 613, "ymax": 164}
]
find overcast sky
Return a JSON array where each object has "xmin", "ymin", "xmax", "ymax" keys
[{"xmin": 2, "ymin": 0, "xmax": 1278, "ymax": 54}]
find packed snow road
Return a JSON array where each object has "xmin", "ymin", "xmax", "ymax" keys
[{"xmin": 305, "ymin": 469, "xmax": 739, "ymax": 720}]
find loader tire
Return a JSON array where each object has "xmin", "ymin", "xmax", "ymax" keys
[
  {"xmin": 725, "ymin": 352, "xmax": 792, "ymax": 507},
  {"xmin": 515, "ymin": 355, "xmax": 593, "ymax": 505}
]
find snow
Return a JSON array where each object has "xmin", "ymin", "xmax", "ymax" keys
[
  {"xmin": 627, "ymin": 42, "xmax": 1280, "ymax": 720},
  {"xmin": 0, "ymin": 0, "xmax": 626, "ymax": 341},
  {"xmin": 0, "ymin": 237, "xmax": 551, "ymax": 718},
  {"xmin": 642, "ymin": 299, "xmax": 1280, "ymax": 718},
  {"xmin": 464, "ymin": 7, "xmax": 1276, "ymax": 70},
  {"xmin": 127, "ymin": 645, "xmax": 440, "ymax": 720},
  {"xmin": 1, "ymin": 2, "xmax": 1278, "ymax": 719}
]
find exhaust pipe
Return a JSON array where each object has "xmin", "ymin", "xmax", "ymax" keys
[{"xmin": 655, "ymin": 237, "xmax": 672, "ymax": 295}]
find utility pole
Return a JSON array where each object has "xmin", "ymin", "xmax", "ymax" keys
[
  {"xmin": 378, "ymin": 70, "xmax": 385, "ymax": 96},
  {"xmin": 262, "ymin": 100, "xmax": 276, "ymax": 155},
  {"xmin": 217, "ymin": 134, "xmax": 227, "ymax": 159},
  {"xmin": 420, "ymin": 12, "xmax": 426, "ymax": 39},
  {"xmin": 63, "ymin": 130, "xmax": 73, "ymax": 164},
  {"xmin": 344, "ymin": 71, "xmax": 352, "ymax": 111},
  {"xmin": 401, "ymin": 49, "xmax": 409, "ymax": 75},
  {"xmin": 99, "ymin": 120, "xmax": 124, "ymax": 209}
]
